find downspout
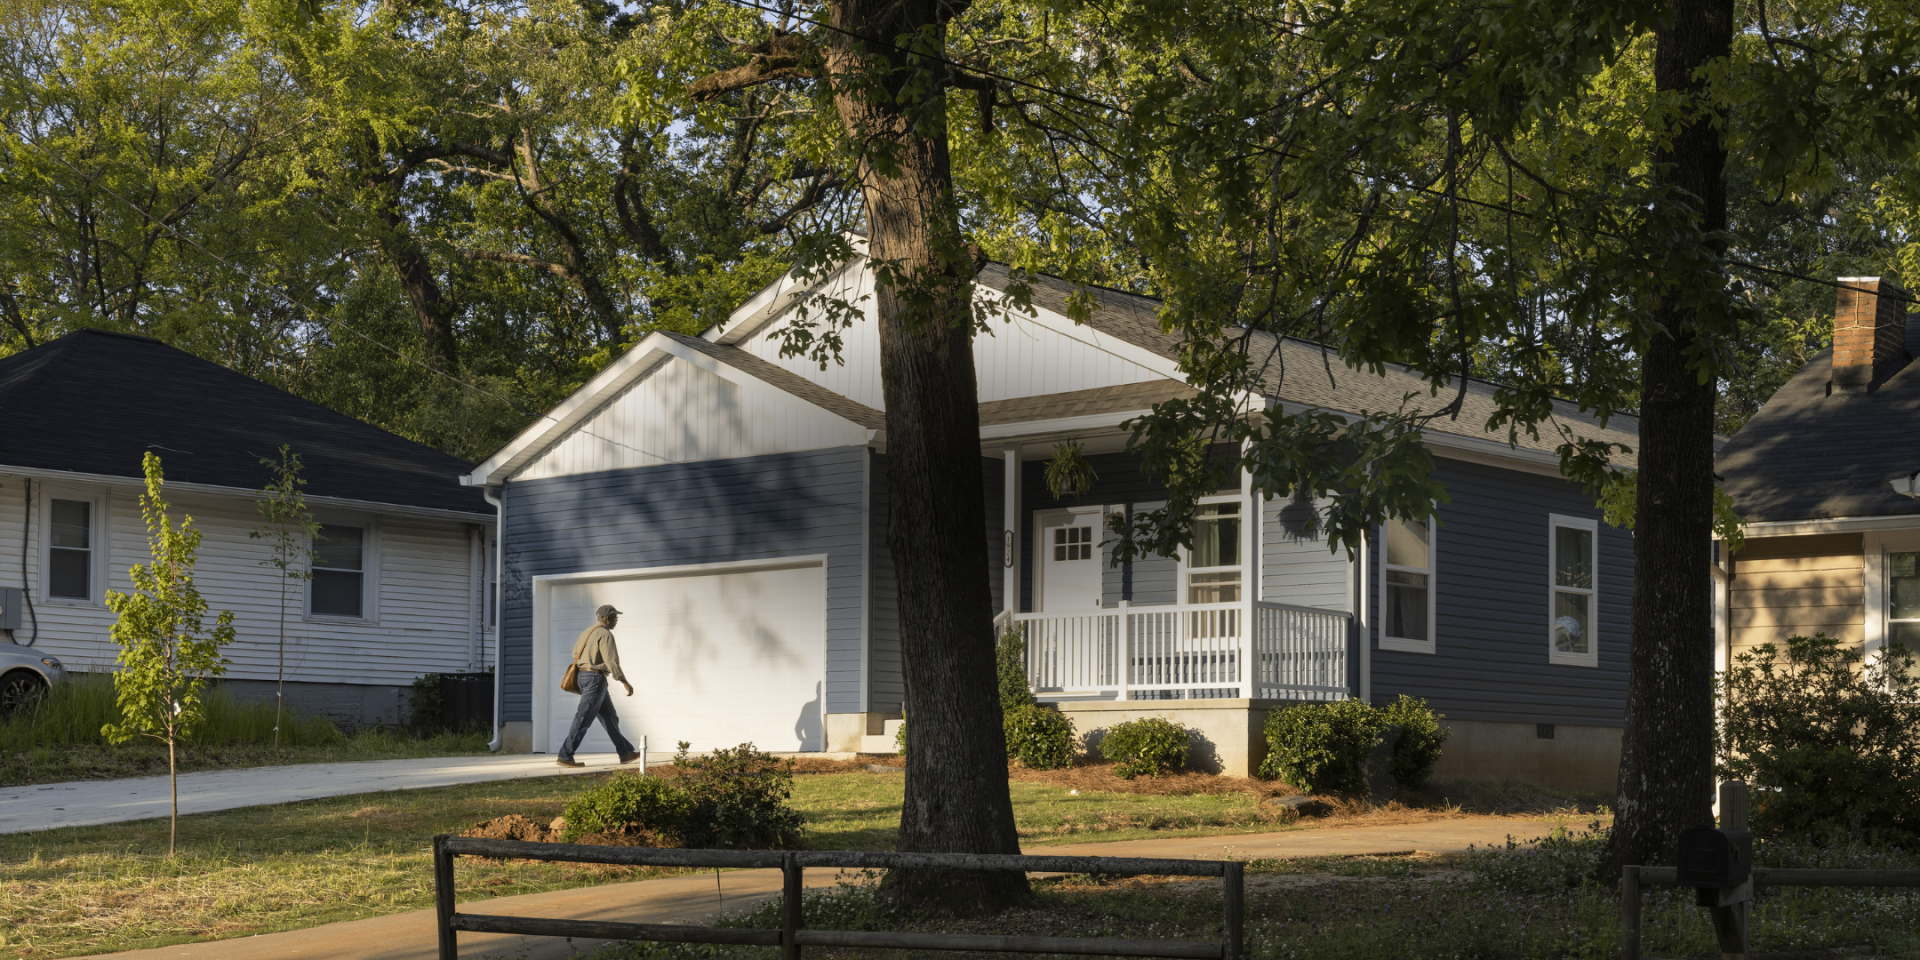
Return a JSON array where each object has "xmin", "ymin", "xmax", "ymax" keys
[{"xmin": 482, "ymin": 484, "xmax": 505, "ymax": 753}]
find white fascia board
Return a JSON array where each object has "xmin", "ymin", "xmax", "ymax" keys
[
  {"xmin": 1735, "ymin": 514, "xmax": 1920, "ymax": 538},
  {"xmin": 712, "ymin": 237, "xmax": 870, "ymax": 345},
  {"xmin": 0, "ymin": 464, "xmax": 492, "ymax": 524},
  {"xmin": 529, "ymin": 553, "xmax": 831, "ymax": 584},
  {"xmin": 979, "ymin": 410, "xmax": 1152, "ymax": 443},
  {"xmin": 463, "ymin": 331, "xmax": 680, "ymax": 486}
]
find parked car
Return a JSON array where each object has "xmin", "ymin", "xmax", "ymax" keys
[{"xmin": 0, "ymin": 642, "xmax": 64, "ymax": 716}]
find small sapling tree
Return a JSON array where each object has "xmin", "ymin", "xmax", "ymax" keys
[
  {"xmin": 104, "ymin": 452, "xmax": 237, "ymax": 856},
  {"xmin": 250, "ymin": 445, "xmax": 318, "ymax": 748}
]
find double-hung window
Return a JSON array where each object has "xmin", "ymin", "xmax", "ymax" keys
[
  {"xmin": 1380, "ymin": 516, "xmax": 1435, "ymax": 652},
  {"xmin": 47, "ymin": 498, "xmax": 94, "ymax": 600},
  {"xmin": 1549, "ymin": 515, "xmax": 1599, "ymax": 666},
  {"xmin": 1886, "ymin": 552, "xmax": 1920, "ymax": 646},
  {"xmin": 1186, "ymin": 501, "xmax": 1242, "ymax": 603},
  {"xmin": 311, "ymin": 524, "xmax": 366, "ymax": 618}
]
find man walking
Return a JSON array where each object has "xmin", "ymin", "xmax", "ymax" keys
[{"xmin": 557, "ymin": 604, "xmax": 641, "ymax": 768}]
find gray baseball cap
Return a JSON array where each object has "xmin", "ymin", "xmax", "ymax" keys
[{"xmin": 596, "ymin": 604, "xmax": 622, "ymax": 619}]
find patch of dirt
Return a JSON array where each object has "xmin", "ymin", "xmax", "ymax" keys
[
  {"xmin": 1007, "ymin": 760, "xmax": 1291, "ymax": 797},
  {"xmin": 463, "ymin": 814, "xmax": 555, "ymax": 843}
]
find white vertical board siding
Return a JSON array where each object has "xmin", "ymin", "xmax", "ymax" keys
[
  {"xmin": 515, "ymin": 355, "xmax": 868, "ymax": 482},
  {"xmin": 0, "ymin": 472, "xmax": 485, "ymax": 686},
  {"xmin": 734, "ymin": 286, "xmax": 1168, "ymax": 408}
]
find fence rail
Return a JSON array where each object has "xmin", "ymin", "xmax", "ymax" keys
[
  {"xmin": 1621, "ymin": 864, "xmax": 1920, "ymax": 960},
  {"xmin": 433, "ymin": 837, "xmax": 1244, "ymax": 960}
]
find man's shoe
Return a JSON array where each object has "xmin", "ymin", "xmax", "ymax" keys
[
  {"xmin": 618, "ymin": 752, "xmax": 642, "ymax": 765},
  {"xmin": 556, "ymin": 757, "xmax": 585, "ymax": 768}
]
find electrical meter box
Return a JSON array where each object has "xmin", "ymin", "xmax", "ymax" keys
[{"xmin": 0, "ymin": 586, "xmax": 21, "ymax": 632}]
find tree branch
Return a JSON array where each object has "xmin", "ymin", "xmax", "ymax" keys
[{"xmin": 687, "ymin": 33, "xmax": 822, "ymax": 102}]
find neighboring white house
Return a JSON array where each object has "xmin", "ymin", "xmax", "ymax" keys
[{"xmin": 0, "ymin": 329, "xmax": 494, "ymax": 728}]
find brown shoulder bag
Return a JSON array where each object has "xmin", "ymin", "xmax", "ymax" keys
[{"xmin": 560, "ymin": 663, "xmax": 581, "ymax": 694}]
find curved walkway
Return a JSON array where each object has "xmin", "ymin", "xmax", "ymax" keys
[
  {"xmin": 0, "ymin": 753, "xmax": 621, "ymax": 835},
  {"xmin": 96, "ymin": 818, "xmax": 1565, "ymax": 960}
]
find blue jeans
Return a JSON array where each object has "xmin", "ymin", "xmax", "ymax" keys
[{"xmin": 558, "ymin": 670, "xmax": 635, "ymax": 761}]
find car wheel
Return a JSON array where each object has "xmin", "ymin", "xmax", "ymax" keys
[{"xmin": 0, "ymin": 671, "xmax": 46, "ymax": 717}]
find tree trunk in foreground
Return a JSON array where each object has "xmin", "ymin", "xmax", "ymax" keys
[
  {"xmin": 826, "ymin": 0, "xmax": 1029, "ymax": 917},
  {"xmin": 1606, "ymin": 0, "xmax": 1730, "ymax": 878}
]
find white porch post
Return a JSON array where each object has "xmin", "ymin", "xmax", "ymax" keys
[
  {"xmin": 1241, "ymin": 458, "xmax": 1258, "ymax": 699},
  {"xmin": 1002, "ymin": 448, "xmax": 1019, "ymax": 617}
]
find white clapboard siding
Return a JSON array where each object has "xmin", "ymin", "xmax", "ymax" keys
[
  {"xmin": 514, "ymin": 353, "xmax": 870, "ymax": 482},
  {"xmin": 731, "ymin": 269, "xmax": 1168, "ymax": 409},
  {"xmin": 0, "ymin": 475, "xmax": 485, "ymax": 686}
]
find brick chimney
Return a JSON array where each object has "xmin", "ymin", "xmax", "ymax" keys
[{"xmin": 1832, "ymin": 276, "xmax": 1909, "ymax": 392}]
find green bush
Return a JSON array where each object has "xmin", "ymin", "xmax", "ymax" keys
[
  {"xmin": 1717, "ymin": 633, "xmax": 1920, "ymax": 843},
  {"xmin": 1260, "ymin": 696, "xmax": 1448, "ymax": 795},
  {"xmin": 1260, "ymin": 698, "xmax": 1379, "ymax": 794},
  {"xmin": 1099, "ymin": 716, "xmax": 1189, "ymax": 779},
  {"xmin": 671, "ymin": 742, "xmax": 806, "ymax": 849},
  {"xmin": 1004, "ymin": 704, "xmax": 1075, "ymax": 769},
  {"xmin": 998, "ymin": 625, "xmax": 1036, "ymax": 714},
  {"xmin": 562, "ymin": 772, "xmax": 691, "ymax": 842},
  {"xmin": 1380, "ymin": 695, "xmax": 1449, "ymax": 791}
]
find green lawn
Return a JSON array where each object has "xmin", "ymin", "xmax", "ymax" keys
[{"xmin": 0, "ymin": 770, "xmax": 1297, "ymax": 957}]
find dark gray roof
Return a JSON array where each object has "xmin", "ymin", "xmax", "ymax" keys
[
  {"xmin": 975, "ymin": 265, "xmax": 1640, "ymax": 466},
  {"xmin": 0, "ymin": 329, "xmax": 487, "ymax": 515},
  {"xmin": 665, "ymin": 332, "xmax": 885, "ymax": 430},
  {"xmin": 1717, "ymin": 324, "xmax": 1920, "ymax": 523}
]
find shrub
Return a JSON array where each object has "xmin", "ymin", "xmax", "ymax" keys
[
  {"xmin": 1717, "ymin": 633, "xmax": 1920, "ymax": 843},
  {"xmin": 997, "ymin": 625, "xmax": 1036, "ymax": 715},
  {"xmin": 1004, "ymin": 704, "xmax": 1075, "ymax": 769},
  {"xmin": 561, "ymin": 772, "xmax": 690, "ymax": 842},
  {"xmin": 1379, "ymin": 695, "xmax": 1449, "ymax": 791},
  {"xmin": 1260, "ymin": 698, "xmax": 1379, "ymax": 794},
  {"xmin": 1099, "ymin": 716, "xmax": 1189, "ymax": 779},
  {"xmin": 671, "ymin": 742, "xmax": 806, "ymax": 849}
]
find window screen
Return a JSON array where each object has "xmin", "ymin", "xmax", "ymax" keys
[
  {"xmin": 48, "ymin": 499, "xmax": 91, "ymax": 599},
  {"xmin": 1383, "ymin": 517, "xmax": 1432, "ymax": 644},
  {"xmin": 1889, "ymin": 552, "xmax": 1920, "ymax": 646},
  {"xmin": 1187, "ymin": 503, "xmax": 1242, "ymax": 603},
  {"xmin": 311, "ymin": 524, "xmax": 365, "ymax": 617}
]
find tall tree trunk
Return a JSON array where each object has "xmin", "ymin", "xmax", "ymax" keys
[
  {"xmin": 1606, "ymin": 0, "xmax": 1731, "ymax": 878},
  {"xmin": 825, "ymin": 0, "xmax": 1029, "ymax": 917}
]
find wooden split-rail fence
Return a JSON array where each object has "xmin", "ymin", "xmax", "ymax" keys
[{"xmin": 433, "ymin": 837, "xmax": 1246, "ymax": 960}]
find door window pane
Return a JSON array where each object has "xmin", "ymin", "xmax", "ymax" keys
[
  {"xmin": 1556, "ymin": 527, "xmax": 1594, "ymax": 589},
  {"xmin": 1386, "ymin": 570, "xmax": 1429, "ymax": 641},
  {"xmin": 1554, "ymin": 591, "xmax": 1590, "ymax": 654},
  {"xmin": 1190, "ymin": 503, "xmax": 1240, "ymax": 568},
  {"xmin": 1053, "ymin": 526, "xmax": 1094, "ymax": 561},
  {"xmin": 48, "ymin": 499, "xmax": 90, "ymax": 599},
  {"xmin": 311, "ymin": 525, "xmax": 365, "ymax": 618}
]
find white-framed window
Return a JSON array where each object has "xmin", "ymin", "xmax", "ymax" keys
[
  {"xmin": 1549, "ymin": 514, "xmax": 1599, "ymax": 667},
  {"xmin": 309, "ymin": 523, "xmax": 373, "ymax": 619},
  {"xmin": 1886, "ymin": 550, "xmax": 1920, "ymax": 648},
  {"xmin": 39, "ymin": 488, "xmax": 106, "ymax": 604},
  {"xmin": 1379, "ymin": 515, "xmax": 1436, "ymax": 653},
  {"xmin": 1185, "ymin": 499, "xmax": 1242, "ymax": 604}
]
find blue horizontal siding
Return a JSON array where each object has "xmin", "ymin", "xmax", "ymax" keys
[
  {"xmin": 1370, "ymin": 457, "xmax": 1633, "ymax": 727},
  {"xmin": 499, "ymin": 447, "xmax": 869, "ymax": 723}
]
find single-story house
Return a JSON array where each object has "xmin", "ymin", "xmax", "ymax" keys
[
  {"xmin": 466, "ymin": 252, "xmax": 1639, "ymax": 790},
  {"xmin": 1716, "ymin": 277, "xmax": 1920, "ymax": 670},
  {"xmin": 0, "ymin": 330, "xmax": 495, "ymax": 728}
]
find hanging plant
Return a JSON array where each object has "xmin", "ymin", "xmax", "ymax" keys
[{"xmin": 1044, "ymin": 441, "xmax": 1099, "ymax": 500}]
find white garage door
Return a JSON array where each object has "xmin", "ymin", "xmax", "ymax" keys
[{"xmin": 545, "ymin": 564, "xmax": 827, "ymax": 756}]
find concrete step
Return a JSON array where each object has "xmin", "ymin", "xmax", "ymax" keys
[{"xmin": 859, "ymin": 732, "xmax": 900, "ymax": 754}]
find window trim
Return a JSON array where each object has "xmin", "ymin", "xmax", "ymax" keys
[
  {"xmin": 1548, "ymin": 513, "xmax": 1600, "ymax": 667},
  {"xmin": 1182, "ymin": 495, "xmax": 1246, "ymax": 606},
  {"xmin": 1378, "ymin": 514, "xmax": 1437, "ymax": 654},
  {"xmin": 37, "ymin": 486, "xmax": 108, "ymax": 606},
  {"xmin": 304, "ymin": 517, "xmax": 381, "ymax": 624}
]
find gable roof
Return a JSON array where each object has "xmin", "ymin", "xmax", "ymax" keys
[
  {"xmin": 974, "ymin": 265, "xmax": 1641, "ymax": 467},
  {"xmin": 1717, "ymin": 324, "xmax": 1920, "ymax": 524},
  {"xmin": 666, "ymin": 333, "xmax": 884, "ymax": 430},
  {"xmin": 0, "ymin": 330, "xmax": 487, "ymax": 516}
]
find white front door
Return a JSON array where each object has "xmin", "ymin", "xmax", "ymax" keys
[{"xmin": 1039, "ymin": 509, "xmax": 1104, "ymax": 612}]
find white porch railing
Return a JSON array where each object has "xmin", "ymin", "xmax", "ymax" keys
[{"xmin": 1014, "ymin": 600, "xmax": 1351, "ymax": 701}]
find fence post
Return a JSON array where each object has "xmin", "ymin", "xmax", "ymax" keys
[
  {"xmin": 1118, "ymin": 600, "xmax": 1131, "ymax": 701},
  {"xmin": 1222, "ymin": 861, "xmax": 1244, "ymax": 960},
  {"xmin": 1621, "ymin": 864, "xmax": 1640, "ymax": 960},
  {"xmin": 434, "ymin": 834, "xmax": 458, "ymax": 960},
  {"xmin": 782, "ymin": 851, "xmax": 802, "ymax": 960}
]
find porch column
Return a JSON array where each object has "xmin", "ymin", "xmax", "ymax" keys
[
  {"xmin": 1002, "ymin": 448, "xmax": 1019, "ymax": 616},
  {"xmin": 1241, "ymin": 456, "xmax": 1258, "ymax": 699}
]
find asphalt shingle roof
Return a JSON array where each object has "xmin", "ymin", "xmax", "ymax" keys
[
  {"xmin": 0, "ymin": 330, "xmax": 487, "ymax": 515},
  {"xmin": 975, "ymin": 265, "xmax": 1641, "ymax": 465},
  {"xmin": 1717, "ymin": 324, "xmax": 1920, "ymax": 523}
]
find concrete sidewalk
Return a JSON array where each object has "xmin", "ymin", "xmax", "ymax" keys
[
  {"xmin": 0, "ymin": 754, "xmax": 626, "ymax": 835},
  {"xmin": 97, "ymin": 818, "xmax": 1567, "ymax": 960}
]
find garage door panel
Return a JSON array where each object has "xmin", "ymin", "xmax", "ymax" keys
[{"xmin": 546, "ymin": 565, "xmax": 826, "ymax": 756}]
